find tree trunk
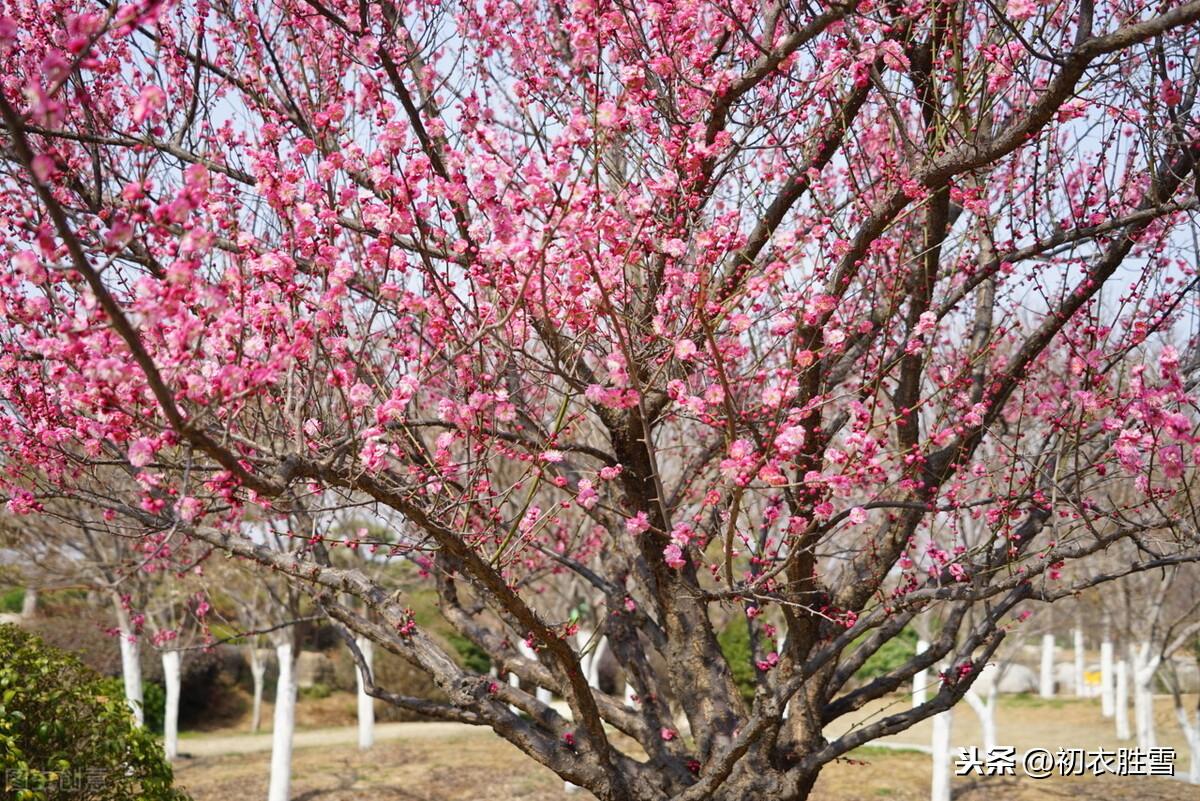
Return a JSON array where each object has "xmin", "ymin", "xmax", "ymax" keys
[
  {"xmin": 248, "ymin": 646, "xmax": 266, "ymax": 734},
  {"xmin": 1115, "ymin": 658, "xmax": 1131, "ymax": 740},
  {"xmin": 268, "ymin": 640, "xmax": 297, "ymax": 801},
  {"xmin": 1072, "ymin": 627, "xmax": 1085, "ymax": 697},
  {"xmin": 1132, "ymin": 643, "xmax": 1159, "ymax": 751},
  {"xmin": 20, "ymin": 587, "xmax": 37, "ymax": 618},
  {"xmin": 913, "ymin": 639, "xmax": 930, "ymax": 707},
  {"xmin": 162, "ymin": 650, "xmax": 182, "ymax": 760},
  {"xmin": 1134, "ymin": 680, "xmax": 1156, "ymax": 749},
  {"xmin": 1100, "ymin": 639, "xmax": 1115, "ymax": 717},
  {"xmin": 1171, "ymin": 694, "xmax": 1200, "ymax": 783},
  {"xmin": 1039, "ymin": 633, "xmax": 1055, "ymax": 698},
  {"xmin": 964, "ymin": 685, "xmax": 997, "ymax": 755},
  {"xmin": 112, "ymin": 595, "xmax": 144, "ymax": 727},
  {"xmin": 930, "ymin": 708, "xmax": 952, "ymax": 801},
  {"xmin": 354, "ymin": 636, "xmax": 375, "ymax": 750},
  {"xmin": 517, "ymin": 640, "xmax": 554, "ymax": 703},
  {"xmin": 507, "ymin": 666, "xmax": 521, "ymax": 715},
  {"xmin": 588, "ymin": 636, "xmax": 609, "ymax": 689},
  {"xmin": 565, "ymin": 630, "xmax": 605, "ymax": 795}
]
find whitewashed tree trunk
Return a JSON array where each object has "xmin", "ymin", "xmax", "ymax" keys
[
  {"xmin": 931, "ymin": 707, "xmax": 953, "ymax": 801},
  {"xmin": 1172, "ymin": 701, "xmax": 1200, "ymax": 784},
  {"xmin": 1072, "ymin": 628, "xmax": 1085, "ymax": 697},
  {"xmin": 162, "ymin": 650, "xmax": 182, "ymax": 759},
  {"xmin": 112, "ymin": 595, "xmax": 144, "ymax": 727},
  {"xmin": 507, "ymin": 668, "xmax": 521, "ymax": 715},
  {"xmin": 268, "ymin": 640, "xmax": 297, "ymax": 801},
  {"xmin": 565, "ymin": 630, "xmax": 604, "ymax": 795},
  {"xmin": 1115, "ymin": 658, "xmax": 1132, "ymax": 740},
  {"xmin": 1100, "ymin": 640, "xmax": 1115, "ymax": 717},
  {"xmin": 20, "ymin": 587, "xmax": 37, "ymax": 618},
  {"xmin": 964, "ymin": 685, "xmax": 997, "ymax": 755},
  {"xmin": 248, "ymin": 647, "xmax": 266, "ymax": 734},
  {"xmin": 517, "ymin": 640, "xmax": 553, "ymax": 704},
  {"xmin": 913, "ymin": 639, "xmax": 930, "ymax": 707},
  {"xmin": 1134, "ymin": 681, "xmax": 1156, "ymax": 750},
  {"xmin": 587, "ymin": 636, "xmax": 609, "ymax": 689},
  {"xmin": 1131, "ymin": 643, "xmax": 1160, "ymax": 751},
  {"xmin": 1039, "ymin": 633, "xmax": 1055, "ymax": 698},
  {"xmin": 354, "ymin": 636, "xmax": 375, "ymax": 750}
]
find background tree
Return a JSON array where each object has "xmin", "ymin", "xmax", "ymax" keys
[{"xmin": 4, "ymin": 2, "xmax": 1200, "ymax": 801}]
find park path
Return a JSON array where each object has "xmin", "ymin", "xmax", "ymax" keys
[
  {"xmin": 180, "ymin": 720, "xmax": 473, "ymax": 757},
  {"xmin": 181, "ymin": 694, "xmax": 1193, "ymax": 762}
]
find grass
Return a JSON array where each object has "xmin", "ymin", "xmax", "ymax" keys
[{"xmin": 999, "ymin": 693, "xmax": 1077, "ymax": 710}]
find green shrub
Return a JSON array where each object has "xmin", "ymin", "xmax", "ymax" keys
[
  {"xmin": 0, "ymin": 624, "xmax": 189, "ymax": 801},
  {"xmin": 717, "ymin": 622, "xmax": 757, "ymax": 704},
  {"xmin": 96, "ymin": 678, "xmax": 166, "ymax": 736},
  {"xmin": 0, "ymin": 587, "xmax": 23, "ymax": 614},
  {"xmin": 300, "ymin": 682, "xmax": 333, "ymax": 700},
  {"xmin": 854, "ymin": 625, "xmax": 918, "ymax": 681},
  {"xmin": 446, "ymin": 632, "xmax": 492, "ymax": 674}
]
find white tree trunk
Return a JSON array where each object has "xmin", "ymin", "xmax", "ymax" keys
[
  {"xmin": 20, "ymin": 587, "xmax": 37, "ymax": 618},
  {"xmin": 268, "ymin": 641, "xmax": 297, "ymax": 801},
  {"xmin": 162, "ymin": 650, "xmax": 182, "ymax": 760},
  {"xmin": 565, "ymin": 630, "xmax": 605, "ymax": 795},
  {"xmin": 587, "ymin": 636, "xmax": 609, "ymax": 689},
  {"xmin": 1039, "ymin": 633, "xmax": 1055, "ymax": 698},
  {"xmin": 248, "ymin": 647, "xmax": 266, "ymax": 734},
  {"xmin": 1172, "ymin": 703, "xmax": 1200, "ymax": 784},
  {"xmin": 1100, "ymin": 640, "xmax": 1115, "ymax": 717},
  {"xmin": 354, "ymin": 637, "xmax": 375, "ymax": 750},
  {"xmin": 516, "ymin": 640, "xmax": 553, "ymax": 704},
  {"xmin": 964, "ymin": 685, "xmax": 997, "ymax": 755},
  {"xmin": 507, "ymin": 667, "xmax": 521, "ymax": 715},
  {"xmin": 113, "ymin": 596, "xmax": 144, "ymax": 728},
  {"xmin": 931, "ymin": 707, "xmax": 953, "ymax": 801},
  {"xmin": 913, "ymin": 639, "xmax": 930, "ymax": 707},
  {"xmin": 1135, "ymin": 681, "xmax": 1156, "ymax": 750},
  {"xmin": 1072, "ymin": 628, "xmax": 1085, "ymax": 697},
  {"xmin": 1132, "ymin": 643, "xmax": 1160, "ymax": 751},
  {"xmin": 1115, "ymin": 659, "xmax": 1131, "ymax": 740}
]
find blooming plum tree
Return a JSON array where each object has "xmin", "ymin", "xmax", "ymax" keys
[{"xmin": 3, "ymin": 1, "xmax": 1200, "ymax": 799}]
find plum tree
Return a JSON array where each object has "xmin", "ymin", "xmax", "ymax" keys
[{"xmin": 3, "ymin": 1, "xmax": 1200, "ymax": 799}]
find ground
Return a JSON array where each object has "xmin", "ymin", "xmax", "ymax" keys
[{"xmin": 173, "ymin": 693, "xmax": 1199, "ymax": 800}]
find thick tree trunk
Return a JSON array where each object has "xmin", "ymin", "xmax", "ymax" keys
[
  {"xmin": 930, "ymin": 708, "xmax": 952, "ymax": 801},
  {"xmin": 1039, "ymin": 633, "xmax": 1055, "ymax": 698},
  {"xmin": 354, "ymin": 636, "xmax": 375, "ymax": 750},
  {"xmin": 162, "ymin": 650, "xmax": 182, "ymax": 759},
  {"xmin": 112, "ymin": 595, "xmax": 144, "ymax": 727},
  {"xmin": 913, "ymin": 638, "xmax": 930, "ymax": 707},
  {"xmin": 268, "ymin": 640, "xmax": 297, "ymax": 801},
  {"xmin": 1115, "ymin": 658, "xmax": 1132, "ymax": 740},
  {"xmin": 1100, "ymin": 639, "xmax": 1115, "ymax": 717},
  {"xmin": 248, "ymin": 646, "xmax": 266, "ymax": 734}
]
